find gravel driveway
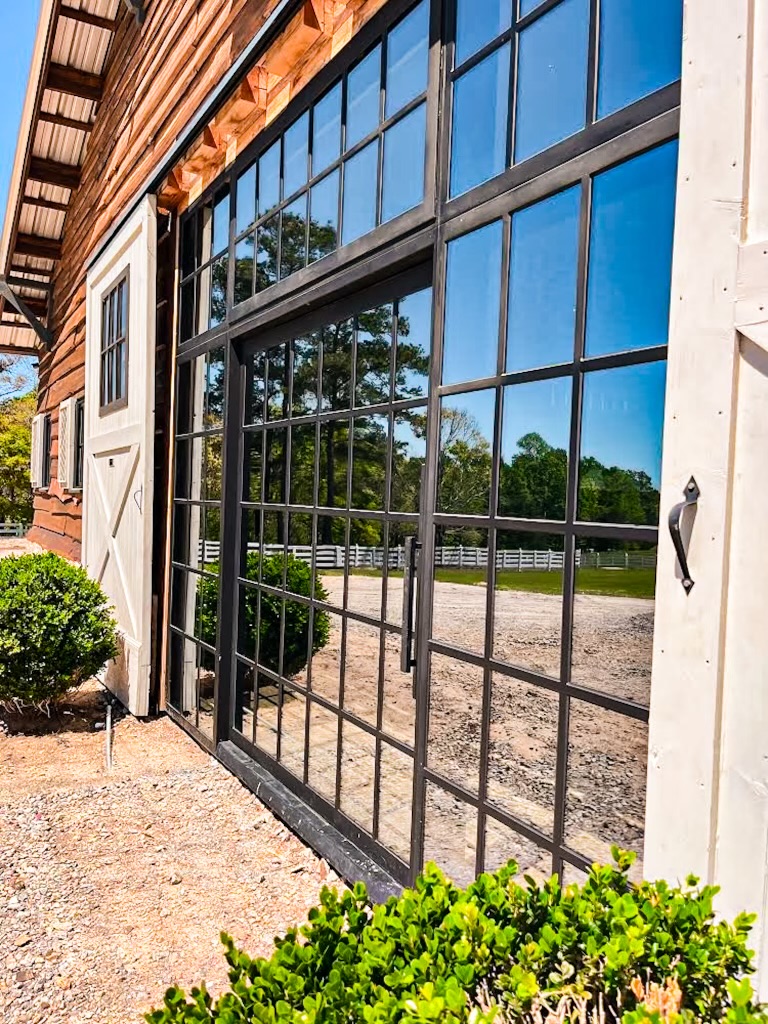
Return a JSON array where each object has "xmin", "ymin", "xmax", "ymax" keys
[{"xmin": 0, "ymin": 683, "xmax": 331, "ymax": 1024}]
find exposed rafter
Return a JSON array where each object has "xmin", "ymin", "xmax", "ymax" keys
[
  {"xmin": 60, "ymin": 6, "xmax": 117, "ymax": 31},
  {"xmin": 28, "ymin": 157, "xmax": 81, "ymax": 190},
  {"xmin": 0, "ymin": 277, "xmax": 52, "ymax": 348},
  {"xmin": 38, "ymin": 110, "xmax": 94, "ymax": 133},
  {"xmin": 22, "ymin": 195, "xmax": 71, "ymax": 214},
  {"xmin": 46, "ymin": 63, "xmax": 104, "ymax": 102},
  {"xmin": 15, "ymin": 234, "xmax": 63, "ymax": 261}
]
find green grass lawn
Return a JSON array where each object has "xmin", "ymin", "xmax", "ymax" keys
[{"xmin": 324, "ymin": 566, "xmax": 656, "ymax": 599}]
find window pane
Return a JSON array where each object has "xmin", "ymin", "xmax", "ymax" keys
[
  {"xmin": 597, "ymin": 0, "xmax": 683, "ymax": 119},
  {"xmin": 264, "ymin": 428, "xmax": 287, "ymax": 503},
  {"xmin": 423, "ymin": 783, "xmax": 477, "ymax": 886},
  {"xmin": 499, "ymin": 377, "xmax": 571, "ymax": 519},
  {"xmin": 427, "ymin": 655, "xmax": 483, "ymax": 792},
  {"xmin": 313, "ymin": 82, "xmax": 342, "ymax": 174},
  {"xmin": 391, "ymin": 413, "xmax": 426, "ymax": 513},
  {"xmin": 455, "ymin": 0, "xmax": 511, "ymax": 66},
  {"xmin": 283, "ymin": 112, "xmax": 309, "ymax": 199},
  {"xmin": 256, "ymin": 216, "xmax": 279, "ymax": 291},
  {"xmin": 280, "ymin": 195, "xmax": 308, "ymax": 280},
  {"xmin": 585, "ymin": 141, "xmax": 678, "ymax": 357},
  {"xmin": 236, "ymin": 163, "xmax": 257, "ymax": 234},
  {"xmin": 341, "ymin": 141, "xmax": 379, "ymax": 245},
  {"xmin": 437, "ymin": 389, "xmax": 495, "ymax": 515},
  {"xmin": 385, "ymin": 0, "xmax": 429, "ymax": 117},
  {"xmin": 119, "ymin": 279, "xmax": 128, "ymax": 339},
  {"xmin": 579, "ymin": 361, "xmax": 666, "ymax": 526},
  {"xmin": 321, "ymin": 319, "xmax": 353, "ymax": 412},
  {"xmin": 290, "ymin": 424, "xmax": 316, "ymax": 505},
  {"xmin": 318, "ymin": 421, "xmax": 349, "ymax": 507},
  {"xmin": 342, "ymin": 621, "xmax": 381, "ymax": 726},
  {"xmin": 180, "ymin": 278, "xmax": 197, "ymax": 342},
  {"xmin": 450, "ymin": 44, "xmax": 510, "ymax": 197},
  {"xmin": 514, "ymin": 0, "xmax": 589, "ymax": 163},
  {"xmin": 307, "ymin": 701, "xmax": 339, "ymax": 800},
  {"xmin": 258, "ymin": 140, "xmax": 281, "ymax": 217},
  {"xmin": 484, "ymin": 816, "xmax": 550, "ymax": 880},
  {"xmin": 206, "ymin": 347, "xmax": 226, "ymax": 429},
  {"xmin": 234, "ymin": 235, "xmax": 254, "ymax": 304},
  {"xmin": 266, "ymin": 343, "xmax": 289, "ymax": 421},
  {"xmin": 181, "ymin": 215, "xmax": 198, "ymax": 278},
  {"xmin": 377, "ymin": 744, "xmax": 413, "ymax": 862},
  {"xmin": 292, "ymin": 334, "xmax": 320, "ymax": 415},
  {"xmin": 507, "ymin": 186, "xmax": 580, "ymax": 371},
  {"xmin": 211, "ymin": 189, "xmax": 230, "ymax": 258},
  {"xmin": 381, "ymin": 102, "xmax": 426, "ymax": 223},
  {"xmin": 309, "ymin": 169, "xmax": 339, "ymax": 264},
  {"xmin": 356, "ymin": 304, "xmax": 393, "ymax": 407},
  {"xmin": 339, "ymin": 720, "xmax": 376, "ymax": 832},
  {"xmin": 432, "ymin": 528, "xmax": 488, "ymax": 656},
  {"xmin": 346, "ymin": 45, "xmax": 381, "ymax": 149},
  {"xmin": 208, "ymin": 255, "xmax": 228, "ymax": 329},
  {"xmin": 351, "ymin": 415, "xmax": 388, "ymax": 511},
  {"xmin": 395, "ymin": 287, "xmax": 431, "ymax": 401},
  {"xmin": 443, "ymin": 221, "xmax": 502, "ymax": 385}
]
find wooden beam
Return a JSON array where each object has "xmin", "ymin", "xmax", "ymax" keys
[
  {"xmin": 38, "ymin": 110, "xmax": 94, "ymax": 132},
  {"xmin": 59, "ymin": 5, "xmax": 117, "ymax": 31},
  {"xmin": 0, "ymin": 319, "xmax": 33, "ymax": 330},
  {"xmin": 6, "ymin": 276, "xmax": 51, "ymax": 293},
  {"xmin": 22, "ymin": 195, "xmax": 70, "ymax": 214},
  {"xmin": 0, "ymin": 279, "xmax": 52, "ymax": 347},
  {"xmin": 28, "ymin": 157, "xmax": 81, "ymax": 190},
  {"xmin": 10, "ymin": 263, "xmax": 53, "ymax": 277},
  {"xmin": 46, "ymin": 63, "xmax": 104, "ymax": 102},
  {"xmin": 15, "ymin": 234, "xmax": 62, "ymax": 260}
]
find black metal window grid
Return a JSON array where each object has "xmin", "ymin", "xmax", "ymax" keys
[
  {"xmin": 179, "ymin": 188, "xmax": 231, "ymax": 343},
  {"xmin": 100, "ymin": 274, "xmax": 129, "ymax": 412},
  {"xmin": 41, "ymin": 413, "xmax": 52, "ymax": 489},
  {"xmin": 73, "ymin": 397, "xmax": 85, "ymax": 490}
]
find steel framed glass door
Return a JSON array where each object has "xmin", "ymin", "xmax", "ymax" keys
[{"xmin": 229, "ymin": 267, "xmax": 434, "ymax": 884}]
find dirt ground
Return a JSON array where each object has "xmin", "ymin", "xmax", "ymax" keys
[{"xmin": 0, "ymin": 683, "xmax": 334, "ymax": 1024}]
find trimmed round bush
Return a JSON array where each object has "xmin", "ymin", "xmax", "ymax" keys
[{"xmin": 0, "ymin": 552, "xmax": 120, "ymax": 708}]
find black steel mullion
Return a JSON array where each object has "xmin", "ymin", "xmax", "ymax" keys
[{"xmin": 585, "ymin": 0, "xmax": 600, "ymax": 126}]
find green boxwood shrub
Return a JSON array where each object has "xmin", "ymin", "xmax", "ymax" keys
[
  {"xmin": 0, "ymin": 552, "xmax": 119, "ymax": 708},
  {"xmin": 146, "ymin": 850, "xmax": 767, "ymax": 1024},
  {"xmin": 197, "ymin": 552, "xmax": 330, "ymax": 677}
]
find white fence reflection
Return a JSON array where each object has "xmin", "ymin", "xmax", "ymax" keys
[{"xmin": 198, "ymin": 542, "xmax": 655, "ymax": 571}]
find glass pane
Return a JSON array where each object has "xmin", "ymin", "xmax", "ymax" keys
[
  {"xmin": 321, "ymin": 319, "xmax": 353, "ymax": 411},
  {"xmin": 203, "ymin": 435, "xmax": 223, "ymax": 501},
  {"xmin": 197, "ymin": 646, "xmax": 216, "ymax": 739},
  {"xmin": 180, "ymin": 278, "xmax": 197, "ymax": 342},
  {"xmin": 280, "ymin": 689, "xmax": 306, "ymax": 778},
  {"xmin": 572, "ymin": 539, "xmax": 656, "ymax": 706},
  {"xmin": 340, "ymin": 720, "xmax": 376, "ymax": 831},
  {"xmin": 211, "ymin": 189, "xmax": 230, "ymax": 257},
  {"xmin": 292, "ymin": 334, "xmax": 320, "ymax": 415},
  {"xmin": 247, "ymin": 351, "xmax": 266, "ymax": 425},
  {"xmin": 443, "ymin": 221, "xmax": 502, "ymax": 385},
  {"xmin": 236, "ymin": 163, "xmax": 257, "ymax": 234},
  {"xmin": 310, "ymin": 611, "xmax": 342, "ymax": 704},
  {"xmin": 356, "ymin": 304, "xmax": 393, "ymax": 406},
  {"xmin": 258, "ymin": 139, "xmax": 281, "ymax": 216},
  {"xmin": 450, "ymin": 44, "xmax": 510, "ymax": 197},
  {"xmin": 427, "ymin": 653, "xmax": 483, "ymax": 792},
  {"xmin": 208, "ymin": 256, "xmax": 228, "ymax": 329},
  {"xmin": 499, "ymin": 376, "xmax": 571, "ymax": 519},
  {"xmin": 317, "ymin": 517, "xmax": 346, "ymax": 603},
  {"xmin": 342, "ymin": 141, "xmax": 379, "ymax": 245},
  {"xmin": 597, "ymin": 0, "xmax": 683, "ymax": 119},
  {"xmin": 170, "ymin": 633, "xmax": 198, "ymax": 725},
  {"xmin": 264, "ymin": 428, "xmax": 287, "ymax": 503},
  {"xmin": 313, "ymin": 81, "xmax": 342, "ymax": 174},
  {"xmin": 206, "ymin": 348, "xmax": 225, "ymax": 428},
  {"xmin": 309, "ymin": 170, "xmax": 339, "ymax": 264},
  {"xmin": 234, "ymin": 235, "xmax": 255, "ymax": 304},
  {"xmin": 585, "ymin": 141, "xmax": 678, "ymax": 357},
  {"xmin": 283, "ymin": 112, "xmax": 309, "ymax": 199},
  {"xmin": 346, "ymin": 519, "xmax": 384, "ymax": 618},
  {"xmin": 266, "ymin": 343, "xmax": 288, "ymax": 421},
  {"xmin": 437, "ymin": 389, "xmax": 495, "ymax": 515},
  {"xmin": 579, "ymin": 362, "xmax": 666, "ymax": 526},
  {"xmin": 346, "ymin": 44, "xmax": 381, "ymax": 149},
  {"xmin": 487, "ymin": 672, "xmax": 558, "ymax": 835},
  {"xmin": 237, "ymin": 580, "xmax": 258, "ymax": 660},
  {"xmin": 382, "ymin": 103, "xmax": 426, "ymax": 223},
  {"xmin": 318, "ymin": 420, "xmax": 349, "ymax": 507},
  {"xmin": 395, "ymin": 287, "xmax": 431, "ymax": 401},
  {"xmin": 483, "ymin": 817, "xmax": 551, "ymax": 880},
  {"xmin": 507, "ymin": 186, "xmax": 580, "ymax": 371},
  {"xmin": 351, "ymin": 415, "xmax": 388, "ymax": 511},
  {"xmin": 455, "ymin": 0, "xmax": 511, "ymax": 67},
  {"xmin": 377, "ymin": 744, "xmax": 413, "ymax": 861},
  {"xmin": 254, "ymin": 674, "xmax": 279, "ymax": 757},
  {"xmin": 432, "ymin": 528, "xmax": 488, "ymax": 656},
  {"xmin": 343, "ymin": 620, "xmax": 381, "ymax": 726},
  {"xmin": 181, "ymin": 214, "xmax": 198, "ymax": 278},
  {"xmin": 565, "ymin": 699, "xmax": 647, "ymax": 879},
  {"xmin": 423, "ymin": 783, "xmax": 477, "ymax": 886},
  {"xmin": 307, "ymin": 701, "xmax": 339, "ymax": 801},
  {"xmin": 289, "ymin": 424, "xmax": 316, "ymax": 505},
  {"xmin": 234, "ymin": 660, "xmax": 254, "ymax": 738},
  {"xmin": 493, "ymin": 531, "xmax": 563, "ymax": 679},
  {"xmin": 244, "ymin": 433, "xmax": 262, "ymax": 502},
  {"xmin": 391, "ymin": 412, "xmax": 426, "ymax": 513},
  {"xmin": 256, "ymin": 217, "xmax": 279, "ymax": 291},
  {"xmin": 385, "ymin": 0, "xmax": 429, "ymax": 117},
  {"xmin": 381, "ymin": 629, "xmax": 415, "ymax": 745},
  {"xmin": 385, "ymin": 521, "xmax": 417, "ymax": 625},
  {"xmin": 280, "ymin": 195, "xmax": 308, "ymax": 280},
  {"xmin": 514, "ymin": 0, "xmax": 589, "ymax": 163}
]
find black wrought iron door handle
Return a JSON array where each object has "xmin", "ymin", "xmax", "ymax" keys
[
  {"xmin": 668, "ymin": 477, "xmax": 700, "ymax": 594},
  {"xmin": 400, "ymin": 536, "xmax": 420, "ymax": 675}
]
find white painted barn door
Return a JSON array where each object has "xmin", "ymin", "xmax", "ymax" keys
[{"xmin": 82, "ymin": 198, "xmax": 157, "ymax": 716}]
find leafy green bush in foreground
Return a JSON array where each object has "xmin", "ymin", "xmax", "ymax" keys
[{"xmin": 147, "ymin": 849, "xmax": 767, "ymax": 1024}]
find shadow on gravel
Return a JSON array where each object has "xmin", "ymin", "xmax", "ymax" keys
[{"xmin": 0, "ymin": 683, "xmax": 130, "ymax": 737}]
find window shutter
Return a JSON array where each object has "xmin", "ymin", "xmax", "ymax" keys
[
  {"xmin": 30, "ymin": 414, "xmax": 43, "ymax": 490},
  {"xmin": 58, "ymin": 398, "xmax": 75, "ymax": 488}
]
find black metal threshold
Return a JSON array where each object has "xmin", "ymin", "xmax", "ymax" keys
[{"xmin": 216, "ymin": 740, "xmax": 402, "ymax": 904}]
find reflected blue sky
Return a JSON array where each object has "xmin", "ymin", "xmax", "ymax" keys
[{"xmin": 502, "ymin": 377, "xmax": 571, "ymax": 460}]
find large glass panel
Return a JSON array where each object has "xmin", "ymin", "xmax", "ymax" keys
[
  {"xmin": 343, "ymin": 620, "xmax": 381, "ymax": 726},
  {"xmin": 346, "ymin": 45, "xmax": 381, "ymax": 149},
  {"xmin": 455, "ymin": 0, "xmax": 511, "ymax": 67},
  {"xmin": 427, "ymin": 654, "xmax": 483, "ymax": 792},
  {"xmin": 572, "ymin": 538, "xmax": 656, "ymax": 706},
  {"xmin": 493, "ymin": 531, "xmax": 563, "ymax": 679},
  {"xmin": 292, "ymin": 334, "xmax": 320, "ymax": 415},
  {"xmin": 313, "ymin": 82, "xmax": 342, "ymax": 174},
  {"xmin": 211, "ymin": 189, "xmax": 230, "ymax": 258},
  {"xmin": 450, "ymin": 44, "xmax": 510, "ymax": 197},
  {"xmin": 443, "ymin": 221, "xmax": 502, "ymax": 385},
  {"xmin": 318, "ymin": 421, "xmax": 349, "ymax": 508},
  {"xmin": 579, "ymin": 362, "xmax": 666, "ymax": 526},
  {"xmin": 395, "ymin": 287, "xmax": 431, "ymax": 401},
  {"xmin": 206, "ymin": 348, "xmax": 226, "ymax": 427},
  {"xmin": 385, "ymin": 0, "xmax": 429, "ymax": 117},
  {"xmin": 234, "ymin": 236, "xmax": 254, "ymax": 304},
  {"xmin": 565, "ymin": 698, "xmax": 646, "ymax": 878},
  {"xmin": 258, "ymin": 140, "xmax": 281, "ymax": 217},
  {"xmin": 356, "ymin": 304, "xmax": 393, "ymax": 407},
  {"xmin": 340, "ymin": 720, "xmax": 376, "ymax": 831},
  {"xmin": 432, "ymin": 527, "xmax": 488, "ymax": 656},
  {"xmin": 597, "ymin": 0, "xmax": 683, "ymax": 120},
  {"xmin": 585, "ymin": 141, "xmax": 678, "ymax": 357},
  {"xmin": 377, "ymin": 744, "xmax": 413, "ymax": 861},
  {"xmin": 514, "ymin": 0, "xmax": 589, "ymax": 163},
  {"xmin": 256, "ymin": 216, "xmax": 279, "ymax": 291},
  {"xmin": 382, "ymin": 103, "xmax": 426, "ymax": 223},
  {"xmin": 308, "ymin": 170, "xmax": 339, "ymax": 264},
  {"xmin": 391, "ymin": 413, "xmax": 426, "ymax": 513},
  {"xmin": 352, "ymin": 416, "xmax": 388, "ymax": 510},
  {"xmin": 507, "ymin": 186, "xmax": 580, "ymax": 371},
  {"xmin": 342, "ymin": 141, "xmax": 379, "ymax": 245},
  {"xmin": 280, "ymin": 196, "xmax": 308, "ymax": 280},
  {"xmin": 423, "ymin": 783, "xmax": 477, "ymax": 886},
  {"xmin": 437, "ymin": 389, "xmax": 495, "ymax": 515},
  {"xmin": 236, "ymin": 163, "xmax": 257, "ymax": 234},
  {"xmin": 499, "ymin": 376, "xmax": 571, "ymax": 520},
  {"xmin": 321, "ymin": 319, "xmax": 353, "ymax": 411},
  {"xmin": 283, "ymin": 112, "xmax": 309, "ymax": 199},
  {"xmin": 208, "ymin": 256, "xmax": 228, "ymax": 329}
]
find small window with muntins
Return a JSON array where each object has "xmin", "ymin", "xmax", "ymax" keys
[{"xmin": 100, "ymin": 274, "xmax": 129, "ymax": 412}]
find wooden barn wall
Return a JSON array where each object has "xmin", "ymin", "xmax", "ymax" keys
[{"xmin": 29, "ymin": 0, "xmax": 381, "ymax": 557}]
